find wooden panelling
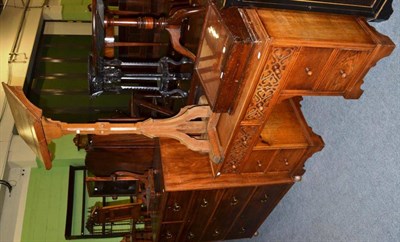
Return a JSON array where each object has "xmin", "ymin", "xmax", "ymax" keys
[
  {"xmin": 159, "ymin": 223, "xmax": 182, "ymax": 242},
  {"xmin": 201, "ymin": 187, "xmax": 254, "ymax": 241},
  {"xmin": 284, "ymin": 47, "xmax": 334, "ymax": 90},
  {"xmin": 163, "ymin": 191, "xmax": 192, "ymax": 222},
  {"xmin": 181, "ymin": 189, "xmax": 223, "ymax": 241},
  {"xmin": 225, "ymin": 183, "xmax": 292, "ymax": 240}
]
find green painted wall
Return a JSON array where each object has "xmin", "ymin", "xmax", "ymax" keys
[
  {"xmin": 21, "ymin": 166, "xmax": 120, "ymax": 242},
  {"xmin": 22, "ymin": 134, "xmax": 123, "ymax": 241},
  {"xmin": 61, "ymin": 0, "xmax": 91, "ymax": 21}
]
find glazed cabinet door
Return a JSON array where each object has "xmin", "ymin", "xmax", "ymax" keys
[
  {"xmin": 202, "ymin": 187, "xmax": 254, "ymax": 241},
  {"xmin": 181, "ymin": 190, "xmax": 223, "ymax": 241},
  {"xmin": 225, "ymin": 183, "xmax": 293, "ymax": 240},
  {"xmin": 163, "ymin": 191, "xmax": 192, "ymax": 222}
]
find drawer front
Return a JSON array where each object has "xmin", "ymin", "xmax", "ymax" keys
[
  {"xmin": 318, "ymin": 49, "xmax": 369, "ymax": 92},
  {"xmin": 159, "ymin": 223, "xmax": 182, "ymax": 242},
  {"xmin": 241, "ymin": 150, "xmax": 276, "ymax": 173},
  {"xmin": 182, "ymin": 190, "xmax": 223, "ymax": 241},
  {"xmin": 163, "ymin": 191, "xmax": 192, "ymax": 222},
  {"xmin": 266, "ymin": 149, "xmax": 305, "ymax": 173},
  {"xmin": 202, "ymin": 187, "xmax": 254, "ymax": 241},
  {"xmin": 226, "ymin": 183, "xmax": 292, "ymax": 240},
  {"xmin": 284, "ymin": 47, "xmax": 334, "ymax": 90}
]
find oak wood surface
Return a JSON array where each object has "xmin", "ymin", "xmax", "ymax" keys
[{"xmin": 159, "ymin": 138, "xmax": 294, "ymax": 191}]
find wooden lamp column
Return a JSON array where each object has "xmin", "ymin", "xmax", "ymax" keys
[{"xmin": 2, "ymin": 83, "xmax": 211, "ymax": 170}]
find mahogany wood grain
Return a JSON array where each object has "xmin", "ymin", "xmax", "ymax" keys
[
  {"xmin": 163, "ymin": 191, "xmax": 192, "ymax": 222},
  {"xmin": 159, "ymin": 223, "xmax": 182, "ymax": 241},
  {"xmin": 194, "ymin": 4, "xmax": 255, "ymax": 113},
  {"xmin": 201, "ymin": 187, "xmax": 254, "ymax": 241},
  {"xmin": 225, "ymin": 183, "xmax": 293, "ymax": 240},
  {"xmin": 85, "ymin": 147, "xmax": 154, "ymax": 177},
  {"xmin": 180, "ymin": 189, "xmax": 223, "ymax": 241}
]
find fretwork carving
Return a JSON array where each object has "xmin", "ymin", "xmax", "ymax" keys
[
  {"xmin": 221, "ymin": 125, "xmax": 259, "ymax": 173},
  {"xmin": 244, "ymin": 47, "xmax": 296, "ymax": 122}
]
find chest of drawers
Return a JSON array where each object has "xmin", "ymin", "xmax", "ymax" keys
[{"xmin": 156, "ymin": 170, "xmax": 292, "ymax": 241}]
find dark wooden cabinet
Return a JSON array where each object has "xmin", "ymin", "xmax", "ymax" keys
[
  {"xmin": 225, "ymin": 184, "xmax": 292, "ymax": 240},
  {"xmin": 157, "ymin": 181, "xmax": 294, "ymax": 241},
  {"xmin": 216, "ymin": 0, "xmax": 394, "ymax": 21},
  {"xmin": 202, "ymin": 187, "xmax": 254, "ymax": 241},
  {"xmin": 181, "ymin": 190, "xmax": 223, "ymax": 241},
  {"xmin": 159, "ymin": 223, "xmax": 182, "ymax": 241},
  {"xmin": 163, "ymin": 191, "xmax": 192, "ymax": 222}
]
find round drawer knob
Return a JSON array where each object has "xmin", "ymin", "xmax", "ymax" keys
[
  {"xmin": 305, "ymin": 67, "xmax": 313, "ymax": 76},
  {"xmin": 293, "ymin": 176, "xmax": 302, "ymax": 182},
  {"xmin": 212, "ymin": 229, "xmax": 220, "ymax": 237},
  {"xmin": 340, "ymin": 70, "xmax": 347, "ymax": 78}
]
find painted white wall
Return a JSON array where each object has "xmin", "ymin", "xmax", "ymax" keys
[
  {"xmin": 0, "ymin": 2, "xmax": 43, "ymax": 179},
  {"xmin": 8, "ymin": 135, "xmax": 37, "ymax": 168},
  {"xmin": 0, "ymin": 2, "xmax": 44, "ymax": 242},
  {"xmin": 0, "ymin": 168, "xmax": 31, "ymax": 242}
]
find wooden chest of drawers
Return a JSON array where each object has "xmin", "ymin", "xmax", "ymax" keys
[
  {"xmin": 157, "ymin": 96, "xmax": 322, "ymax": 240},
  {"xmin": 157, "ymin": 179, "xmax": 292, "ymax": 241}
]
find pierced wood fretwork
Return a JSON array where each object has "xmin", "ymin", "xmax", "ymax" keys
[
  {"xmin": 221, "ymin": 125, "xmax": 259, "ymax": 173},
  {"xmin": 244, "ymin": 47, "xmax": 296, "ymax": 122}
]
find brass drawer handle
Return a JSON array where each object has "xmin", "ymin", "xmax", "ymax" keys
[
  {"xmin": 172, "ymin": 202, "xmax": 181, "ymax": 212},
  {"xmin": 284, "ymin": 158, "xmax": 289, "ymax": 166},
  {"xmin": 165, "ymin": 231, "xmax": 173, "ymax": 239},
  {"xmin": 257, "ymin": 160, "xmax": 262, "ymax": 167},
  {"xmin": 231, "ymin": 196, "xmax": 239, "ymax": 206},
  {"xmin": 305, "ymin": 67, "xmax": 313, "ymax": 76},
  {"xmin": 261, "ymin": 194, "xmax": 269, "ymax": 203},
  {"xmin": 201, "ymin": 198, "xmax": 208, "ymax": 208},
  {"xmin": 212, "ymin": 229, "xmax": 220, "ymax": 237},
  {"xmin": 187, "ymin": 232, "xmax": 195, "ymax": 240},
  {"xmin": 340, "ymin": 69, "xmax": 347, "ymax": 78},
  {"xmin": 239, "ymin": 227, "xmax": 246, "ymax": 234}
]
